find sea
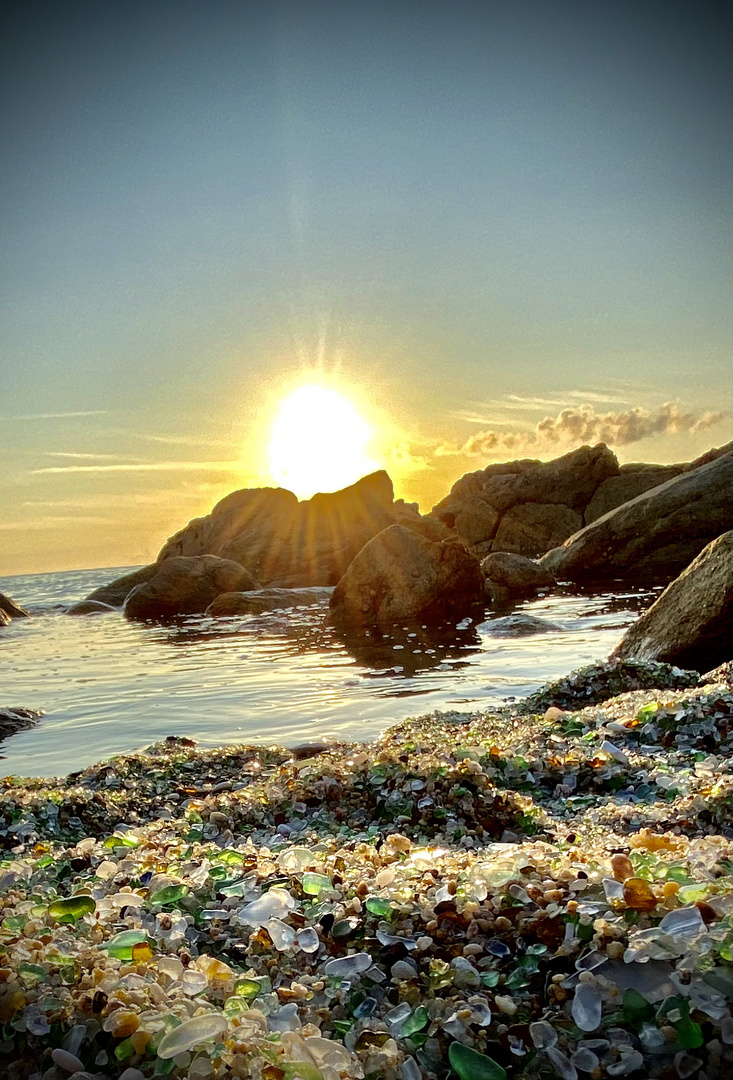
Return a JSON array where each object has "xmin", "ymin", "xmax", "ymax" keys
[{"xmin": 0, "ymin": 566, "xmax": 658, "ymax": 779}]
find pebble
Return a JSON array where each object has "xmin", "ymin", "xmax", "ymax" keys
[{"xmin": 51, "ymin": 1049, "xmax": 85, "ymax": 1073}]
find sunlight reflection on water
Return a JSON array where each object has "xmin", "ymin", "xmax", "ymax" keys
[{"xmin": 0, "ymin": 566, "xmax": 657, "ymax": 778}]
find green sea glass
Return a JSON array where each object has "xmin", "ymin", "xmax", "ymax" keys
[
  {"xmin": 102, "ymin": 930, "xmax": 150, "ymax": 960},
  {"xmin": 449, "ymin": 1042, "xmax": 507, "ymax": 1080},
  {"xmin": 302, "ymin": 872, "xmax": 332, "ymax": 895},
  {"xmin": 47, "ymin": 894, "xmax": 96, "ymax": 922},
  {"xmin": 149, "ymin": 883, "xmax": 190, "ymax": 906},
  {"xmin": 400, "ymin": 1006, "xmax": 429, "ymax": 1037},
  {"xmin": 365, "ymin": 896, "xmax": 393, "ymax": 917}
]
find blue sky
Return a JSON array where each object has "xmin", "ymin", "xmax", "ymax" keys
[{"xmin": 1, "ymin": 0, "xmax": 730, "ymax": 573}]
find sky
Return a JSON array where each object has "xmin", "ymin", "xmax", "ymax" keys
[{"xmin": 1, "ymin": 0, "xmax": 731, "ymax": 575}]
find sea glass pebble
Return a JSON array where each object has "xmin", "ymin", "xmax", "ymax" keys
[
  {"xmin": 241, "ymin": 888, "xmax": 295, "ymax": 927},
  {"xmin": 48, "ymin": 894, "xmax": 96, "ymax": 921},
  {"xmin": 572, "ymin": 982, "xmax": 602, "ymax": 1032},
  {"xmin": 51, "ymin": 1049, "xmax": 85, "ymax": 1073},
  {"xmin": 622, "ymin": 877, "xmax": 658, "ymax": 910},
  {"xmin": 156, "ymin": 1013, "xmax": 228, "ymax": 1059},
  {"xmin": 297, "ymin": 927, "xmax": 320, "ymax": 953},
  {"xmin": 448, "ymin": 1041, "xmax": 507, "ymax": 1080},
  {"xmin": 324, "ymin": 952, "xmax": 373, "ymax": 977}
]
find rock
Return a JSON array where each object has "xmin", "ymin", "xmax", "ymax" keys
[
  {"xmin": 0, "ymin": 707, "xmax": 41, "ymax": 742},
  {"xmin": 481, "ymin": 552, "xmax": 555, "ymax": 592},
  {"xmin": 84, "ymin": 565, "xmax": 160, "ymax": 607},
  {"xmin": 206, "ymin": 587, "xmax": 333, "ymax": 616},
  {"xmin": 156, "ymin": 471, "xmax": 447, "ymax": 588},
  {"xmin": 584, "ymin": 464, "xmax": 683, "ymax": 524},
  {"xmin": 491, "ymin": 502, "xmax": 583, "ymax": 556},
  {"xmin": 539, "ymin": 451, "xmax": 732, "ymax": 583},
  {"xmin": 66, "ymin": 600, "xmax": 119, "ymax": 616},
  {"xmin": 430, "ymin": 444, "xmax": 619, "ymax": 555},
  {"xmin": 611, "ymin": 532, "xmax": 733, "ymax": 672},
  {"xmin": 0, "ymin": 593, "xmax": 30, "ymax": 619},
  {"xmin": 328, "ymin": 524, "xmax": 485, "ymax": 628},
  {"xmin": 477, "ymin": 613, "xmax": 563, "ymax": 637},
  {"xmin": 0, "ymin": 610, "xmax": 9, "ymax": 628},
  {"xmin": 124, "ymin": 556, "xmax": 257, "ymax": 621}
]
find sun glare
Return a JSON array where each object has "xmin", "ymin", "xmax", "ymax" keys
[{"xmin": 269, "ymin": 384, "xmax": 379, "ymax": 498}]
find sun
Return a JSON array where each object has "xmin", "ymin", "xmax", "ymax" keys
[{"xmin": 268, "ymin": 384, "xmax": 380, "ymax": 498}]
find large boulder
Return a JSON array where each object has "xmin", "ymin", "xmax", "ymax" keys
[
  {"xmin": 124, "ymin": 556, "xmax": 257, "ymax": 621},
  {"xmin": 84, "ymin": 565, "xmax": 160, "ymax": 607},
  {"xmin": 491, "ymin": 503, "xmax": 584, "ymax": 555},
  {"xmin": 157, "ymin": 471, "xmax": 447, "ymax": 588},
  {"xmin": 539, "ymin": 451, "xmax": 733, "ymax": 583},
  {"xmin": 206, "ymin": 587, "xmax": 333, "ymax": 616},
  {"xmin": 611, "ymin": 532, "xmax": 733, "ymax": 671},
  {"xmin": 584, "ymin": 464, "xmax": 683, "ymax": 524},
  {"xmin": 430, "ymin": 444, "xmax": 619, "ymax": 556},
  {"xmin": 329, "ymin": 524, "xmax": 485, "ymax": 629},
  {"xmin": 0, "ymin": 593, "xmax": 30, "ymax": 619}
]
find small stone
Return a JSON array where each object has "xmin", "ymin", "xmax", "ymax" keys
[
  {"xmin": 610, "ymin": 853, "xmax": 634, "ymax": 882},
  {"xmin": 297, "ymin": 927, "xmax": 320, "ymax": 953},
  {"xmin": 494, "ymin": 995, "xmax": 517, "ymax": 1016}
]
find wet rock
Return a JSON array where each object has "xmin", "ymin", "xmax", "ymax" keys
[
  {"xmin": 0, "ymin": 593, "xmax": 30, "ymax": 619},
  {"xmin": 481, "ymin": 552, "xmax": 556, "ymax": 600},
  {"xmin": 206, "ymin": 586, "xmax": 333, "ymax": 616},
  {"xmin": 478, "ymin": 613, "xmax": 563, "ymax": 637},
  {"xmin": 124, "ymin": 555, "xmax": 257, "ymax": 621},
  {"xmin": 611, "ymin": 531, "xmax": 732, "ymax": 672},
  {"xmin": 329, "ymin": 524, "xmax": 485, "ymax": 628},
  {"xmin": 0, "ymin": 707, "xmax": 41, "ymax": 742},
  {"xmin": 539, "ymin": 451, "xmax": 733, "ymax": 583},
  {"xmin": 83, "ymin": 563, "xmax": 161, "ymax": 606},
  {"xmin": 66, "ymin": 600, "xmax": 118, "ymax": 616}
]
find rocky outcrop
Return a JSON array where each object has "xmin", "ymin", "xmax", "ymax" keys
[
  {"xmin": 584, "ymin": 464, "xmax": 682, "ymax": 524},
  {"xmin": 84, "ymin": 565, "xmax": 160, "ymax": 607},
  {"xmin": 430, "ymin": 444, "xmax": 619, "ymax": 556},
  {"xmin": 329, "ymin": 524, "xmax": 485, "ymax": 629},
  {"xmin": 481, "ymin": 552, "xmax": 555, "ymax": 604},
  {"xmin": 157, "ymin": 471, "xmax": 448, "ymax": 588},
  {"xmin": 124, "ymin": 556, "xmax": 257, "ymax": 621},
  {"xmin": 206, "ymin": 587, "xmax": 333, "ymax": 617},
  {"xmin": 539, "ymin": 451, "xmax": 733, "ymax": 583},
  {"xmin": 0, "ymin": 593, "xmax": 30, "ymax": 620},
  {"xmin": 611, "ymin": 532, "xmax": 733, "ymax": 671}
]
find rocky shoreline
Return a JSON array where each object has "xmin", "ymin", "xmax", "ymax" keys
[{"xmin": 0, "ymin": 659, "xmax": 730, "ymax": 1080}]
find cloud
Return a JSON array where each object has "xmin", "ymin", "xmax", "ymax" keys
[
  {"xmin": 0, "ymin": 516, "xmax": 120, "ymax": 532},
  {"xmin": 8, "ymin": 410, "xmax": 109, "ymax": 421},
  {"xmin": 30, "ymin": 461, "xmax": 244, "ymax": 475},
  {"xmin": 44, "ymin": 452, "xmax": 146, "ymax": 461},
  {"xmin": 435, "ymin": 401, "xmax": 729, "ymax": 459}
]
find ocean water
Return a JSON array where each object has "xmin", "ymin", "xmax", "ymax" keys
[{"xmin": 0, "ymin": 565, "xmax": 657, "ymax": 778}]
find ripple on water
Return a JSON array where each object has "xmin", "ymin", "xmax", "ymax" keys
[{"xmin": 0, "ymin": 566, "xmax": 658, "ymax": 777}]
